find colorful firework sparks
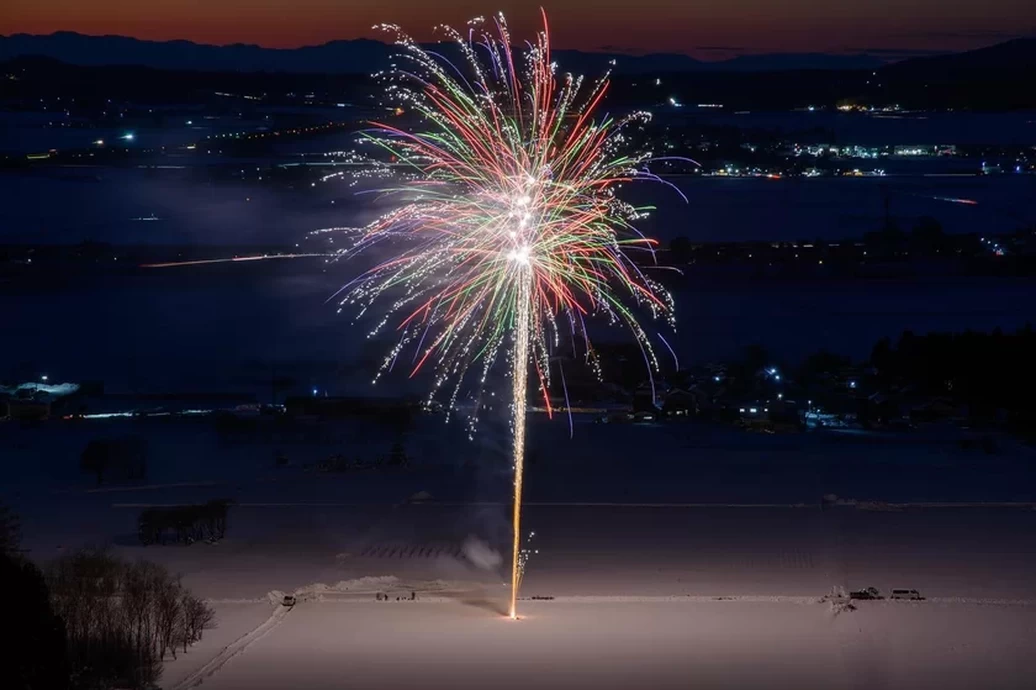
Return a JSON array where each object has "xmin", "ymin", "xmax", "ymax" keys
[
  {"xmin": 329, "ymin": 11, "xmax": 679, "ymax": 618},
  {"xmin": 516, "ymin": 530, "xmax": 539, "ymax": 591}
]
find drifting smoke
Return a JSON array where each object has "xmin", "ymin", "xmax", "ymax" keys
[{"xmin": 463, "ymin": 536, "xmax": 503, "ymax": 571}]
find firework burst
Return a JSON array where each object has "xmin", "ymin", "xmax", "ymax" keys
[{"xmin": 331, "ymin": 10, "xmax": 677, "ymax": 619}]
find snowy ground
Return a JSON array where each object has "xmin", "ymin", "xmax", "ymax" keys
[
  {"xmin": 172, "ymin": 599, "xmax": 1036, "ymax": 690},
  {"xmin": 159, "ymin": 602, "xmax": 273, "ymax": 690},
  {"xmin": 4, "ymin": 417, "xmax": 1036, "ymax": 688}
]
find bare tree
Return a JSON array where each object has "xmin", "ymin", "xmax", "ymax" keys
[
  {"xmin": 180, "ymin": 592, "xmax": 215, "ymax": 653},
  {"xmin": 47, "ymin": 549, "xmax": 214, "ymax": 689},
  {"xmin": 156, "ymin": 575, "xmax": 184, "ymax": 660}
]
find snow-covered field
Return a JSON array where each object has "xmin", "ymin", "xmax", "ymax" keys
[
  {"xmin": 159, "ymin": 602, "xmax": 273, "ymax": 690},
  {"xmin": 168, "ymin": 599, "xmax": 1036, "ymax": 690},
  {"xmin": 4, "ymin": 417, "xmax": 1036, "ymax": 688}
]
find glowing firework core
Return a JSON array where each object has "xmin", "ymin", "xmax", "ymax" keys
[{"xmin": 508, "ymin": 246, "xmax": 531, "ymax": 264}]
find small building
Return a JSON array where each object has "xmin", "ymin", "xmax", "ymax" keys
[
  {"xmin": 736, "ymin": 402, "xmax": 767, "ymax": 420},
  {"xmin": 5, "ymin": 397, "xmax": 50, "ymax": 422},
  {"xmin": 631, "ymin": 382, "xmax": 661, "ymax": 413},
  {"xmin": 662, "ymin": 388, "xmax": 700, "ymax": 417}
]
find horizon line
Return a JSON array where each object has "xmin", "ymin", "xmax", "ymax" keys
[{"xmin": 0, "ymin": 29, "xmax": 978, "ymax": 62}]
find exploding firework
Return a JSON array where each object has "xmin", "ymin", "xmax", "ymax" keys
[{"xmin": 331, "ymin": 10, "xmax": 678, "ymax": 619}]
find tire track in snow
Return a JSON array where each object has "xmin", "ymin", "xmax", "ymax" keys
[{"xmin": 168, "ymin": 603, "xmax": 290, "ymax": 690}]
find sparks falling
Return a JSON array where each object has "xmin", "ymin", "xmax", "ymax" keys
[{"xmin": 331, "ymin": 10, "xmax": 677, "ymax": 620}]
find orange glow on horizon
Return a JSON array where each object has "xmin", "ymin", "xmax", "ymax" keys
[{"xmin": 3, "ymin": 0, "xmax": 1033, "ymax": 58}]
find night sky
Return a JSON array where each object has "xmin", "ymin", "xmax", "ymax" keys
[{"xmin": 4, "ymin": 0, "xmax": 1035, "ymax": 59}]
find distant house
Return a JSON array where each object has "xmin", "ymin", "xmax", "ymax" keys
[
  {"xmin": 736, "ymin": 402, "xmax": 767, "ymax": 420},
  {"xmin": 662, "ymin": 388, "xmax": 698, "ymax": 417},
  {"xmin": 909, "ymin": 397, "xmax": 958, "ymax": 423},
  {"xmin": 632, "ymin": 382, "xmax": 660, "ymax": 413}
]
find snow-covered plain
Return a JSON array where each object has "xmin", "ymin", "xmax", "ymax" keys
[
  {"xmin": 4, "ymin": 416, "xmax": 1036, "ymax": 688},
  {"xmin": 159, "ymin": 602, "xmax": 272, "ymax": 689},
  {"xmin": 171, "ymin": 599, "xmax": 1036, "ymax": 690}
]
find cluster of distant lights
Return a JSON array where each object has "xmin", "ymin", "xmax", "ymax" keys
[
  {"xmin": 795, "ymin": 144, "xmax": 894, "ymax": 159},
  {"xmin": 707, "ymin": 166, "xmax": 785, "ymax": 179},
  {"xmin": 666, "ymin": 97, "xmax": 722, "ymax": 109},
  {"xmin": 703, "ymin": 164, "xmax": 887, "ymax": 179},
  {"xmin": 213, "ymin": 91, "xmax": 263, "ymax": 101},
  {"xmin": 90, "ymin": 132, "xmax": 135, "ymax": 147},
  {"xmin": 19, "ymin": 374, "xmax": 215, "ymax": 420},
  {"xmin": 65, "ymin": 409, "xmax": 213, "ymax": 421},
  {"xmin": 980, "ymin": 237, "xmax": 1007, "ymax": 257},
  {"xmin": 836, "ymin": 103, "xmax": 903, "ymax": 113},
  {"xmin": 843, "ymin": 168, "xmax": 887, "ymax": 177},
  {"xmin": 207, "ymin": 123, "xmax": 342, "ymax": 142},
  {"xmin": 735, "ymin": 370, "xmax": 862, "ymax": 416},
  {"xmin": 737, "ymin": 367, "xmax": 785, "ymax": 414}
]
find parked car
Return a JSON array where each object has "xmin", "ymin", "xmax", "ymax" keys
[
  {"xmin": 849, "ymin": 587, "xmax": 883, "ymax": 600},
  {"xmin": 282, "ymin": 594, "xmax": 297, "ymax": 607},
  {"xmin": 889, "ymin": 588, "xmax": 924, "ymax": 600}
]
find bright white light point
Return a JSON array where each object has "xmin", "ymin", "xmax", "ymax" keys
[
  {"xmin": 516, "ymin": 195, "xmax": 531, "ymax": 206},
  {"xmin": 508, "ymin": 246, "xmax": 531, "ymax": 264}
]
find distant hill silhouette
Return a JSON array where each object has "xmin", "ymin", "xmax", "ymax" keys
[
  {"xmin": 884, "ymin": 37, "xmax": 1036, "ymax": 74},
  {"xmin": 0, "ymin": 31, "xmax": 888, "ymax": 74},
  {"xmin": 0, "ymin": 32, "xmax": 390, "ymax": 73},
  {"xmin": 874, "ymin": 37, "xmax": 1036, "ymax": 110}
]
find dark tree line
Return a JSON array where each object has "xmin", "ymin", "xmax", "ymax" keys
[
  {"xmin": 1, "ymin": 501, "xmax": 22, "ymax": 555},
  {"xmin": 138, "ymin": 500, "xmax": 232, "ymax": 546},
  {"xmin": 46, "ymin": 549, "xmax": 215, "ymax": 689},
  {"xmin": 1, "ymin": 502, "xmax": 70, "ymax": 690},
  {"xmin": 870, "ymin": 326, "xmax": 1036, "ymax": 431},
  {"xmin": 311, "ymin": 441, "xmax": 410, "ymax": 473},
  {"xmin": 1, "ymin": 505, "xmax": 217, "ymax": 689}
]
